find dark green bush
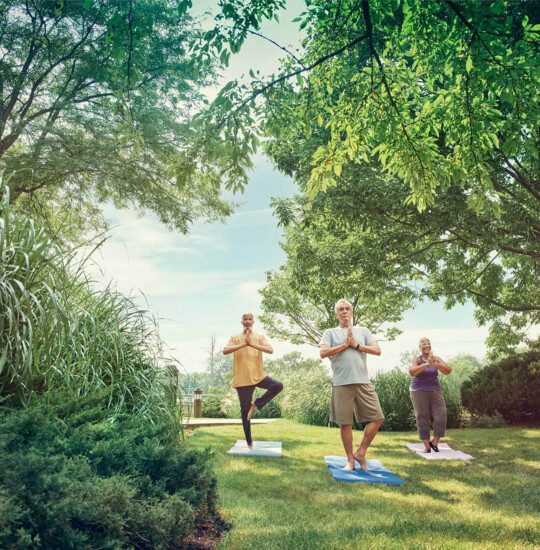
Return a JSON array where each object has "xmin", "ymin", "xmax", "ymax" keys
[
  {"xmin": 461, "ymin": 348, "xmax": 540, "ymax": 421},
  {"xmin": 0, "ymin": 394, "xmax": 217, "ymax": 549},
  {"xmin": 201, "ymin": 394, "xmax": 227, "ymax": 418}
]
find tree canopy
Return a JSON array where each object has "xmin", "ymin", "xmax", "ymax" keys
[
  {"xmin": 0, "ymin": 0, "xmax": 234, "ymax": 236},
  {"xmin": 198, "ymin": 0, "xmax": 539, "ymax": 210},
  {"xmin": 259, "ymin": 174, "xmax": 416, "ymax": 344},
  {"xmin": 196, "ymin": 0, "xmax": 539, "ymax": 355}
]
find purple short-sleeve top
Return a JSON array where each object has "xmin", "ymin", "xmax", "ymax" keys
[{"xmin": 410, "ymin": 356, "xmax": 441, "ymax": 392}]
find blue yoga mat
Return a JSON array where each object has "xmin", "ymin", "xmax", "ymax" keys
[{"xmin": 324, "ymin": 456, "xmax": 405, "ymax": 485}]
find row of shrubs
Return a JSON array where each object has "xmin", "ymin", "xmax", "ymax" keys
[{"xmin": 201, "ymin": 347, "xmax": 540, "ymax": 429}]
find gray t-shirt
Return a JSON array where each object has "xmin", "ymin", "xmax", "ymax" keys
[{"xmin": 319, "ymin": 326, "xmax": 377, "ymax": 386}]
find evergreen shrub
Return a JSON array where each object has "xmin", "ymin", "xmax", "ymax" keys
[
  {"xmin": 461, "ymin": 348, "xmax": 540, "ymax": 421},
  {"xmin": 0, "ymin": 394, "xmax": 217, "ymax": 549},
  {"xmin": 201, "ymin": 394, "xmax": 227, "ymax": 418},
  {"xmin": 464, "ymin": 412, "xmax": 507, "ymax": 429}
]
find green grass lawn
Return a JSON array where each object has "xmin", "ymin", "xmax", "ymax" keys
[{"xmin": 188, "ymin": 420, "xmax": 539, "ymax": 550}]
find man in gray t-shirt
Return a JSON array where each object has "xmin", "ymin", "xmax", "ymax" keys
[{"xmin": 319, "ymin": 299, "xmax": 385, "ymax": 471}]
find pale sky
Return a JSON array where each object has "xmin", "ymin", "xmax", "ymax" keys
[{"xmin": 87, "ymin": 1, "xmax": 494, "ymax": 376}]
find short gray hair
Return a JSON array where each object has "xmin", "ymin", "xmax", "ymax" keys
[{"xmin": 334, "ymin": 299, "xmax": 353, "ymax": 313}]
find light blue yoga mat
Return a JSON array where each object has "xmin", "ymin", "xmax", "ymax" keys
[{"xmin": 324, "ymin": 456, "xmax": 405, "ymax": 485}]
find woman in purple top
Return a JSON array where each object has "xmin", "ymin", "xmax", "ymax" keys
[{"xmin": 409, "ymin": 337, "xmax": 452, "ymax": 452}]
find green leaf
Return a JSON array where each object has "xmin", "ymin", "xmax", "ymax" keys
[
  {"xmin": 491, "ymin": 201, "xmax": 501, "ymax": 220},
  {"xmin": 220, "ymin": 49, "xmax": 230, "ymax": 64},
  {"xmin": 466, "ymin": 55, "xmax": 473, "ymax": 73}
]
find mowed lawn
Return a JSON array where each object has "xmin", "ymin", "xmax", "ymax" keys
[{"xmin": 188, "ymin": 420, "xmax": 539, "ymax": 550}]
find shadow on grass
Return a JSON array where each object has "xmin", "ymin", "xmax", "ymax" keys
[{"xmin": 189, "ymin": 423, "xmax": 540, "ymax": 548}]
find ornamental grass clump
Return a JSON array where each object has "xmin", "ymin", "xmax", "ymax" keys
[{"xmin": 0, "ymin": 186, "xmax": 175, "ymax": 421}]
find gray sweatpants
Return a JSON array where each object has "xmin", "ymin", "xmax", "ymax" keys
[{"xmin": 410, "ymin": 390, "xmax": 447, "ymax": 441}]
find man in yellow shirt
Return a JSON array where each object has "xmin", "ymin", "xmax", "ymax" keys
[{"xmin": 223, "ymin": 313, "xmax": 283, "ymax": 449}]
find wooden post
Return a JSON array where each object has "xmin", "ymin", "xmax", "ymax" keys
[{"xmin": 194, "ymin": 388, "xmax": 202, "ymax": 418}]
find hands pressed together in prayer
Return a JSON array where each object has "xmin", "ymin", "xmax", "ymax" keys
[
  {"xmin": 346, "ymin": 326, "xmax": 359, "ymax": 350},
  {"xmin": 426, "ymin": 351, "xmax": 445, "ymax": 368},
  {"xmin": 223, "ymin": 313, "xmax": 273, "ymax": 357}
]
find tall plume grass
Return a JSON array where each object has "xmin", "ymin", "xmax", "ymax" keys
[{"xmin": 0, "ymin": 186, "xmax": 178, "ymax": 422}]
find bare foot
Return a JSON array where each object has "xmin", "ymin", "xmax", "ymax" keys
[
  {"xmin": 353, "ymin": 453, "xmax": 372, "ymax": 471},
  {"xmin": 342, "ymin": 462, "xmax": 355, "ymax": 471},
  {"xmin": 247, "ymin": 443, "xmax": 253, "ymax": 450},
  {"xmin": 247, "ymin": 403, "xmax": 256, "ymax": 421}
]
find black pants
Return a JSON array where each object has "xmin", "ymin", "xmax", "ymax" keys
[{"xmin": 236, "ymin": 376, "xmax": 283, "ymax": 445}]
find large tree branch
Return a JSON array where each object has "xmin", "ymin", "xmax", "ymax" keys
[
  {"xmin": 13, "ymin": 180, "xmax": 49, "ymax": 195},
  {"xmin": 449, "ymin": 228, "xmax": 540, "ymax": 259},
  {"xmin": 494, "ymin": 151, "xmax": 540, "ymax": 203},
  {"xmin": 466, "ymin": 288, "xmax": 540, "ymax": 312},
  {"xmin": 1, "ymin": 36, "xmax": 41, "ymax": 137},
  {"xmin": 229, "ymin": 31, "xmax": 370, "ymax": 119},
  {"xmin": 497, "ymin": 242, "xmax": 540, "ymax": 259},
  {"xmin": 29, "ymin": 59, "xmax": 80, "ymax": 153},
  {"xmin": 443, "ymin": 251, "xmax": 501, "ymax": 296},
  {"xmin": 246, "ymin": 29, "xmax": 305, "ymax": 67},
  {"xmin": 464, "ymin": 72, "xmax": 484, "ymax": 187},
  {"xmin": 445, "ymin": 0, "xmax": 522, "ymax": 119},
  {"xmin": 445, "ymin": 1, "xmax": 517, "ymax": 79},
  {"xmin": 16, "ymin": 21, "xmax": 97, "ymax": 121}
]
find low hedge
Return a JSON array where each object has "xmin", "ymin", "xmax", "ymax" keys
[{"xmin": 0, "ymin": 394, "xmax": 217, "ymax": 549}]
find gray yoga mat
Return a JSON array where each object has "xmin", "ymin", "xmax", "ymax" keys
[
  {"xmin": 228, "ymin": 440, "xmax": 282, "ymax": 457},
  {"xmin": 406, "ymin": 443, "xmax": 474, "ymax": 460}
]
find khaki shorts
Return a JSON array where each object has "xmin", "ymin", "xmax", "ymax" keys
[{"xmin": 331, "ymin": 383, "xmax": 384, "ymax": 425}]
